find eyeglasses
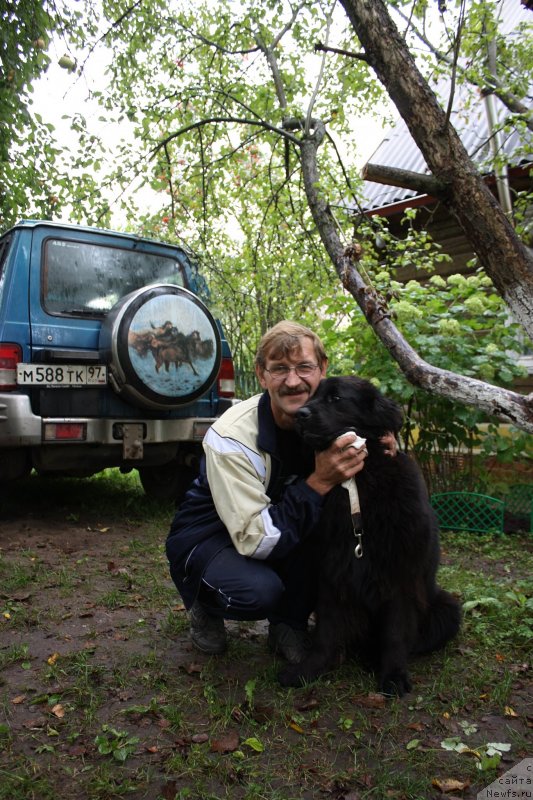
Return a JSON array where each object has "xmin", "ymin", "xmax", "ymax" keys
[{"xmin": 264, "ymin": 363, "xmax": 319, "ymax": 381}]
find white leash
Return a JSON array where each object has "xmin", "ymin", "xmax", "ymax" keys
[
  {"xmin": 338, "ymin": 432, "xmax": 366, "ymax": 559},
  {"xmin": 342, "ymin": 477, "xmax": 364, "ymax": 558}
]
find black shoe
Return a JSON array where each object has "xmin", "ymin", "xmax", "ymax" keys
[
  {"xmin": 267, "ymin": 622, "xmax": 310, "ymax": 664},
  {"xmin": 189, "ymin": 601, "xmax": 227, "ymax": 654}
]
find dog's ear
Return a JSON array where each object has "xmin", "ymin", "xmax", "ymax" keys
[
  {"xmin": 372, "ymin": 392, "xmax": 403, "ymax": 435},
  {"xmin": 353, "ymin": 379, "xmax": 402, "ymax": 435}
]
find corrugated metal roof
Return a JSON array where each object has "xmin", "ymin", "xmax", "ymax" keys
[{"xmin": 360, "ymin": 0, "xmax": 532, "ymax": 213}]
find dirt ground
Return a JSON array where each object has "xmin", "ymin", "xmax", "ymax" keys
[
  {"xmin": 0, "ymin": 479, "xmax": 281, "ymax": 799},
  {"xmin": 0, "ymin": 476, "xmax": 531, "ymax": 800}
]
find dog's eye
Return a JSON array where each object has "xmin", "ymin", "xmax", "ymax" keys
[{"xmin": 327, "ymin": 394, "xmax": 341, "ymax": 403}]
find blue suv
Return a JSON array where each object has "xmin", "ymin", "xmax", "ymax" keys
[{"xmin": 0, "ymin": 220, "xmax": 236, "ymax": 500}]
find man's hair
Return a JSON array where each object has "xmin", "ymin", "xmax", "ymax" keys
[{"xmin": 255, "ymin": 321, "xmax": 328, "ymax": 368}]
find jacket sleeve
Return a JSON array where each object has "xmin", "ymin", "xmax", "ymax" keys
[{"xmin": 204, "ymin": 427, "xmax": 324, "ymax": 560}]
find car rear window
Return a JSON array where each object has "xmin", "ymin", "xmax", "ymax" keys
[{"xmin": 43, "ymin": 238, "xmax": 187, "ymax": 315}]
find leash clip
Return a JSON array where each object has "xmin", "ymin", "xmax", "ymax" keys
[{"xmin": 353, "ymin": 528, "xmax": 363, "ymax": 559}]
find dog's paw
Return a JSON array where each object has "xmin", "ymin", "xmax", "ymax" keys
[
  {"xmin": 379, "ymin": 670, "xmax": 412, "ymax": 698},
  {"xmin": 278, "ymin": 665, "xmax": 305, "ymax": 688}
]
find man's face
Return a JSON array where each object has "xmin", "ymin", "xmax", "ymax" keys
[{"xmin": 256, "ymin": 337, "xmax": 327, "ymax": 429}]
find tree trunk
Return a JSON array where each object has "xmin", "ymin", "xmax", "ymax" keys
[{"xmin": 339, "ymin": 0, "xmax": 533, "ymax": 341}]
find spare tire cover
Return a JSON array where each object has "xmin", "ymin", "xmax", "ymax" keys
[{"xmin": 99, "ymin": 284, "xmax": 222, "ymax": 409}]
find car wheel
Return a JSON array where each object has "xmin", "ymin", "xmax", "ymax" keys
[{"xmin": 99, "ymin": 284, "xmax": 222, "ymax": 410}]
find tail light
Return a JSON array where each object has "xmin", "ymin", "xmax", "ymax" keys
[
  {"xmin": 0, "ymin": 343, "xmax": 22, "ymax": 390},
  {"xmin": 217, "ymin": 357, "xmax": 235, "ymax": 398},
  {"xmin": 43, "ymin": 422, "xmax": 87, "ymax": 441}
]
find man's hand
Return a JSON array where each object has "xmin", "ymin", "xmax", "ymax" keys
[
  {"xmin": 306, "ymin": 432, "xmax": 368, "ymax": 496},
  {"xmin": 380, "ymin": 432, "xmax": 398, "ymax": 457}
]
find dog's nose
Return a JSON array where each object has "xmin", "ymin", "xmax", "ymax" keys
[{"xmin": 296, "ymin": 406, "xmax": 311, "ymax": 420}]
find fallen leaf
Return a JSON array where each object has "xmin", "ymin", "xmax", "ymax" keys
[
  {"xmin": 504, "ymin": 706, "xmax": 518, "ymax": 717},
  {"xmin": 183, "ymin": 662, "xmax": 203, "ymax": 675},
  {"xmin": 289, "ymin": 720, "xmax": 305, "ymax": 734},
  {"xmin": 22, "ymin": 717, "xmax": 46, "ymax": 729},
  {"xmin": 486, "ymin": 742, "xmax": 511, "ymax": 755},
  {"xmin": 295, "ymin": 695, "xmax": 319, "ymax": 712},
  {"xmin": 432, "ymin": 777, "xmax": 470, "ymax": 793},
  {"xmin": 51, "ymin": 704, "xmax": 65, "ymax": 718},
  {"xmin": 47, "ymin": 652, "xmax": 60, "ymax": 666},
  {"xmin": 191, "ymin": 733, "xmax": 209, "ymax": 744},
  {"xmin": 161, "ymin": 781, "xmax": 178, "ymax": 800},
  {"xmin": 243, "ymin": 736, "xmax": 264, "ymax": 752},
  {"xmin": 146, "ymin": 745, "xmax": 159, "ymax": 753},
  {"xmin": 406, "ymin": 738, "xmax": 421, "ymax": 750},
  {"xmin": 210, "ymin": 729, "xmax": 239, "ymax": 753},
  {"xmin": 11, "ymin": 695, "xmax": 26, "ymax": 704},
  {"xmin": 68, "ymin": 745, "xmax": 87, "ymax": 756},
  {"xmin": 406, "ymin": 721, "xmax": 425, "ymax": 731},
  {"xmin": 10, "ymin": 591, "xmax": 31, "ymax": 601},
  {"xmin": 98, "ymin": 527, "xmax": 110, "ymax": 533},
  {"xmin": 174, "ymin": 737, "xmax": 192, "ymax": 751},
  {"xmin": 352, "ymin": 693, "xmax": 386, "ymax": 709},
  {"xmin": 231, "ymin": 706, "xmax": 245, "ymax": 723}
]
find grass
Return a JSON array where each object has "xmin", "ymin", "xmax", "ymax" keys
[{"xmin": 0, "ymin": 469, "xmax": 531, "ymax": 799}]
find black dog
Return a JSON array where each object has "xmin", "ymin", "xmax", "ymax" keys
[{"xmin": 279, "ymin": 376, "xmax": 461, "ymax": 696}]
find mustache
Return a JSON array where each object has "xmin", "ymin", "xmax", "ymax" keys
[{"xmin": 279, "ymin": 385, "xmax": 309, "ymax": 397}]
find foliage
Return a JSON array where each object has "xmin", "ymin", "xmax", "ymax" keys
[
  {"xmin": 91, "ymin": 0, "xmax": 381, "ymax": 371},
  {"xmin": 94, "ymin": 724, "xmax": 139, "ymax": 762},
  {"xmin": 2, "ymin": 1, "xmax": 531, "ymax": 427},
  {"xmin": 315, "ymin": 212, "xmax": 531, "ymax": 489},
  {"xmin": 63, "ymin": 0, "xmax": 530, "ymax": 375},
  {"xmin": 0, "ymin": 1, "xmax": 82, "ymax": 229}
]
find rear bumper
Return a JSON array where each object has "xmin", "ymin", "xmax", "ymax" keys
[{"xmin": 0, "ymin": 393, "xmax": 217, "ymax": 447}]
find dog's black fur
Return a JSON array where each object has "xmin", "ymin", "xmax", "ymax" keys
[{"xmin": 279, "ymin": 376, "xmax": 461, "ymax": 696}]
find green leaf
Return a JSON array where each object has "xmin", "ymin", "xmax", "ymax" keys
[{"xmin": 243, "ymin": 737, "xmax": 264, "ymax": 753}]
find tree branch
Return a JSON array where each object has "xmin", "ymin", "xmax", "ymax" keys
[
  {"xmin": 393, "ymin": 4, "xmax": 533, "ymax": 132},
  {"xmin": 254, "ymin": 2, "xmax": 306, "ymax": 110},
  {"xmin": 362, "ymin": 162, "xmax": 447, "ymax": 197},
  {"xmin": 314, "ymin": 41, "xmax": 369, "ymax": 62},
  {"xmin": 306, "ymin": 0, "xmax": 335, "ymax": 135},
  {"xmin": 151, "ymin": 116, "xmax": 300, "ymax": 158}
]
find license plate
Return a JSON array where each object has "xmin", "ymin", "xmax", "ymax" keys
[{"xmin": 17, "ymin": 363, "xmax": 108, "ymax": 387}]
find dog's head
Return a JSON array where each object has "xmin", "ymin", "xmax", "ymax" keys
[{"xmin": 294, "ymin": 376, "xmax": 403, "ymax": 451}]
